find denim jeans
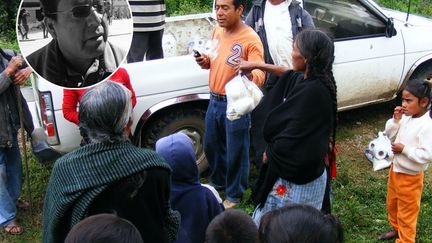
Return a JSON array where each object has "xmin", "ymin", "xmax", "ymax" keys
[
  {"xmin": 0, "ymin": 134, "xmax": 22, "ymax": 226},
  {"xmin": 204, "ymin": 97, "xmax": 250, "ymax": 203}
]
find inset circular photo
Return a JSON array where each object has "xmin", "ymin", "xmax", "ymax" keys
[{"xmin": 17, "ymin": 0, "xmax": 133, "ymax": 88}]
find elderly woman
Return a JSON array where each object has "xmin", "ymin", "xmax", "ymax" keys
[
  {"xmin": 42, "ymin": 81, "xmax": 180, "ymax": 243},
  {"xmin": 240, "ymin": 29, "xmax": 338, "ymax": 224}
]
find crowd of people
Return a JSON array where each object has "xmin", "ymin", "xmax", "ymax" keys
[{"xmin": 1, "ymin": 0, "xmax": 431, "ymax": 242}]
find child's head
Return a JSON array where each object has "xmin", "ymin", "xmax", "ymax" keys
[
  {"xmin": 206, "ymin": 209, "xmax": 259, "ymax": 243},
  {"xmin": 65, "ymin": 213, "xmax": 143, "ymax": 243},
  {"xmin": 402, "ymin": 79, "xmax": 431, "ymax": 118},
  {"xmin": 156, "ymin": 132, "xmax": 198, "ymax": 183},
  {"xmin": 259, "ymin": 204, "xmax": 343, "ymax": 243}
]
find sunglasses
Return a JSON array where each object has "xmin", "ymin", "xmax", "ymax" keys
[{"xmin": 46, "ymin": 1, "xmax": 106, "ymax": 18}]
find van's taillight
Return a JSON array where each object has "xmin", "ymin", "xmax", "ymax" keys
[{"xmin": 39, "ymin": 91, "xmax": 59, "ymax": 145}]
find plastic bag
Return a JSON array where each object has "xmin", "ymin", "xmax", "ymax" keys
[
  {"xmin": 364, "ymin": 131, "xmax": 393, "ymax": 171},
  {"xmin": 225, "ymin": 74, "xmax": 263, "ymax": 121}
]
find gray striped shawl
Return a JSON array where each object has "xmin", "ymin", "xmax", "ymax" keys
[
  {"xmin": 42, "ymin": 142, "xmax": 172, "ymax": 243},
  {"xmin": 130, "ymin": 0, "xmax": 166, "ymax": 32}
]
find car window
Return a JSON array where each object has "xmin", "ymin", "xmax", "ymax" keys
[{"xmin": 304, "ymin": 0, "xmax": 387, "ymax": 40}]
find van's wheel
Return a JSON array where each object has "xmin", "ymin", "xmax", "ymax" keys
[
  {"xmin": 396, "ymin": 62, "xmax": 432, "ymax": 104},
  {"xmin": 411, "ymin": 62, "xmax": 432, "ymax": 82},
  {"xmin": 141, "ymin": 109, "xmax": 208, "ymax": 174}
]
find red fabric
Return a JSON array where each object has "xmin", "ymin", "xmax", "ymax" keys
[
  {"xmin": 325, "ymin": 145, "xmax": 337, "ymax": 180},
  {"xmin": 62, "ymin": 89, "xmax": 85, "ymax": 125},
  {"xmin": 62, "ymin": 67, "xmax": 137, "ymax": 126},
  {"xmin": 108, "ymin": 67, "xmax": 137, "ymax": 107}
]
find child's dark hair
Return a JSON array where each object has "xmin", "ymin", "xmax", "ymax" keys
[
  {"xmin": 259, "ymin": 204, "xmax": 344, "ymax": 243},
  {"xmin": 405, "ymin": 79, "xmax": 432, "ymax": 118},
  {"xmin": 295, "ymin": 28, "xmax": 338, "ymax": 158},
  {"xmin": 64, "ymin": 213, "xmax": 144, "ymax": 243},
  {"xmin": 206, "ymin": 209, "xmax": 259, "ymax": 243}
]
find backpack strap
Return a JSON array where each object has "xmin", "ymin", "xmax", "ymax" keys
[{"xmin": 296, "ymin": 4, "xmax": 303, "ymax": 32}]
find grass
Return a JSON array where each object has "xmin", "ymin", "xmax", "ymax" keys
[
  {"xmin": 0, "ymin": 1, "xmax": 431, "ymax": 242},
  {"xmin": 2, "ymin": 101, "xmax": 432, "ymax": 242},
  {"xmin": 332, "ymin": 102, "xmax": 432, "ymax": 243},
  {"xmin": 375, "ymin": 0, "xmax": 432, "ymax": 17}
]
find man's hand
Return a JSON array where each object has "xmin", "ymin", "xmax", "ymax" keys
[
  {"xmin": 13, "ymin": 67, "xmax": 32, "ymax": 86},
  {"xmin": 4, "ymin": 56, "xmax": 23, "ymax": 77},
  {"xmin": 391, "ymin": 143, "xmax": 404, "ymax": 154},
  {"xmin": 195, "ymin": 53, "xmax": 210, "ymax": 69},
  {"xmin": 393, "ymin": 106, "xmax": 403, "ymax": 121}
]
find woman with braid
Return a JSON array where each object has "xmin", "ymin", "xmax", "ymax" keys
[{"xmin": 239, "ymin": 29, "xmax": 337, "ymax": 225}]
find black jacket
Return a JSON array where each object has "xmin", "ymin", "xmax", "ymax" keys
[
  {"xmin": 0, "ymin": 49, "xmax": 33, "ymax": 148},
  {"xmin": 254, "ymin": 71, "xmax": 334, "ymax": 205},
  {"xmin": 27, "ymin": 40, "xmax": 125, "ymax": 88}
]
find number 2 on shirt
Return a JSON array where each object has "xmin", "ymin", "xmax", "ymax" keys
[{"xmin": 226, "ymin": 44, "xmax": 243, "ymax": 67}]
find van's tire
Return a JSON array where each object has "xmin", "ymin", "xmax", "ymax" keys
[
  {"xmin": 396, "ymin": 61, "xmax": 432, "ymax": 105},
  {"xmin": 141, "ymin": 109, "xmax": 208, "ymax": 174},
  {"xmin": 411, "ymin": 62, "xmax": 432, "ymax": 82}
]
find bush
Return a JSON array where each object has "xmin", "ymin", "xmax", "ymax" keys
[
  {"xmin": 166, "ymin": 0, "xmax": 213, "ymax": 16},
  {"xmin": 376, "ymin": 0, "xmax": 432, "ymax": 17},
  {"xmin": 0, "ymin": 0, "xmax": 19, "ymax": 45}
]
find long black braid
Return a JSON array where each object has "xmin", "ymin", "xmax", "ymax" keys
[{"xmin": 295, "ymin": 29, "xmax": 338, "ymax": 160}]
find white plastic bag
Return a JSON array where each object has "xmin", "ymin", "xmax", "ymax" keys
[
  {"xmin": 225, "ymin": 74, "xmax": 263, "ymax": 121},
  {"xmin": 364, "ymin": 131, "xmax": 393, "ymax": 171}
]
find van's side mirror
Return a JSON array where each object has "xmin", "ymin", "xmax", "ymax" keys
[{"xmin": 385, "ymin": 18, "xmax": 396, "ymax": 37}]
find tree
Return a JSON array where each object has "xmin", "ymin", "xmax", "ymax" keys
[{"xmin": 0, "ymin": 0, "xmax": 20, "ymax": 44}]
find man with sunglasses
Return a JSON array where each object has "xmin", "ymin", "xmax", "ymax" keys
[{"xmin": 27, "ymin": 0, "xmax": 126, "ymax": 88}]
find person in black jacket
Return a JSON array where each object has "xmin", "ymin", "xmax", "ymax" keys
[
  {"xmin": 244, "ymin": 0, "xmax": 314, "ymax": 170},
  {"xmin": 0, "ymin": 48, "xmax": 60, "ymax": 235},
  {"xmin": 0, "ymin": 49, "xmax": 29, "ymax": 235},
  {"xmin": 241, "ymin": 29, "xmax": 337, "ymax": 225}
]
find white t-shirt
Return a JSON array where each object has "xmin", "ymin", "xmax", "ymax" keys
[{"xmin": 264, "ymin": 0, "xmax": 293, "ymax": 68}]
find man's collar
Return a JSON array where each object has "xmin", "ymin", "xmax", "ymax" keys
[{"xmin": 51, "ymin": 40, "xmax": 115, "ymax": 87}]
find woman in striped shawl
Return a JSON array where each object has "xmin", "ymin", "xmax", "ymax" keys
[{"xmin": 42, "ymin": 81, "xmax": 180, "ymax": 243}]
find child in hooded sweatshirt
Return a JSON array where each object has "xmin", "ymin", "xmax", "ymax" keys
[{"xmin": 156, "ymin": 133, "xmax": 224, "ymax": 243}]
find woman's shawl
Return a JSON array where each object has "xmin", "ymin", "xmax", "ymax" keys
[
  {"xmin": 255, "ymin": 71, "xmax": 333, "ymax": 205},
  {"xmin": 42, "ymin": 142, "xmax": 175, "ymax": 243}
]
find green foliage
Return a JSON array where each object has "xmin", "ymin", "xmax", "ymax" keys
[
  {"xmin": 0, "ymin": 146, "xmax": 52, "ymax": 242},
  {"xmin": 166, "ymin": 0, "xmax": 213, "ymax": 16},
  {"xmin": 0, "ymin": 0, "xmax": 19, "ymax": 45},
  {"xmin": 376, "ymin": 0, "xmax": 432, "ymax": 17}
]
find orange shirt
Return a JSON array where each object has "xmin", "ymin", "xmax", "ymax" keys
[{"xmin": 209, "ymin": 25, "xmax": 265, "ymax": 95}]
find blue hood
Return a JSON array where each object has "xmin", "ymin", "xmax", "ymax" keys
[
  {"xmin": 156, "ymin": 132, "xmax": 199, "ymax": 185},
  {"xmin": 156, "ymin": 133, "xmax": 224, "ymax": 243}
]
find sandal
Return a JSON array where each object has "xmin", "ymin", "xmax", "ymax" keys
[
  {"xmin": 378, "ymin": 229, "xmax": 397, "ymax": 241},
  {"xmin": 4, "ymin": 221, "xmax": 23, "ymax": 235}
]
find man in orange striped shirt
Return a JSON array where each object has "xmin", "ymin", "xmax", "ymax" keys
[{"xmin": 195, "ymin": 0, "xmax": 265, "ymax": 209}]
